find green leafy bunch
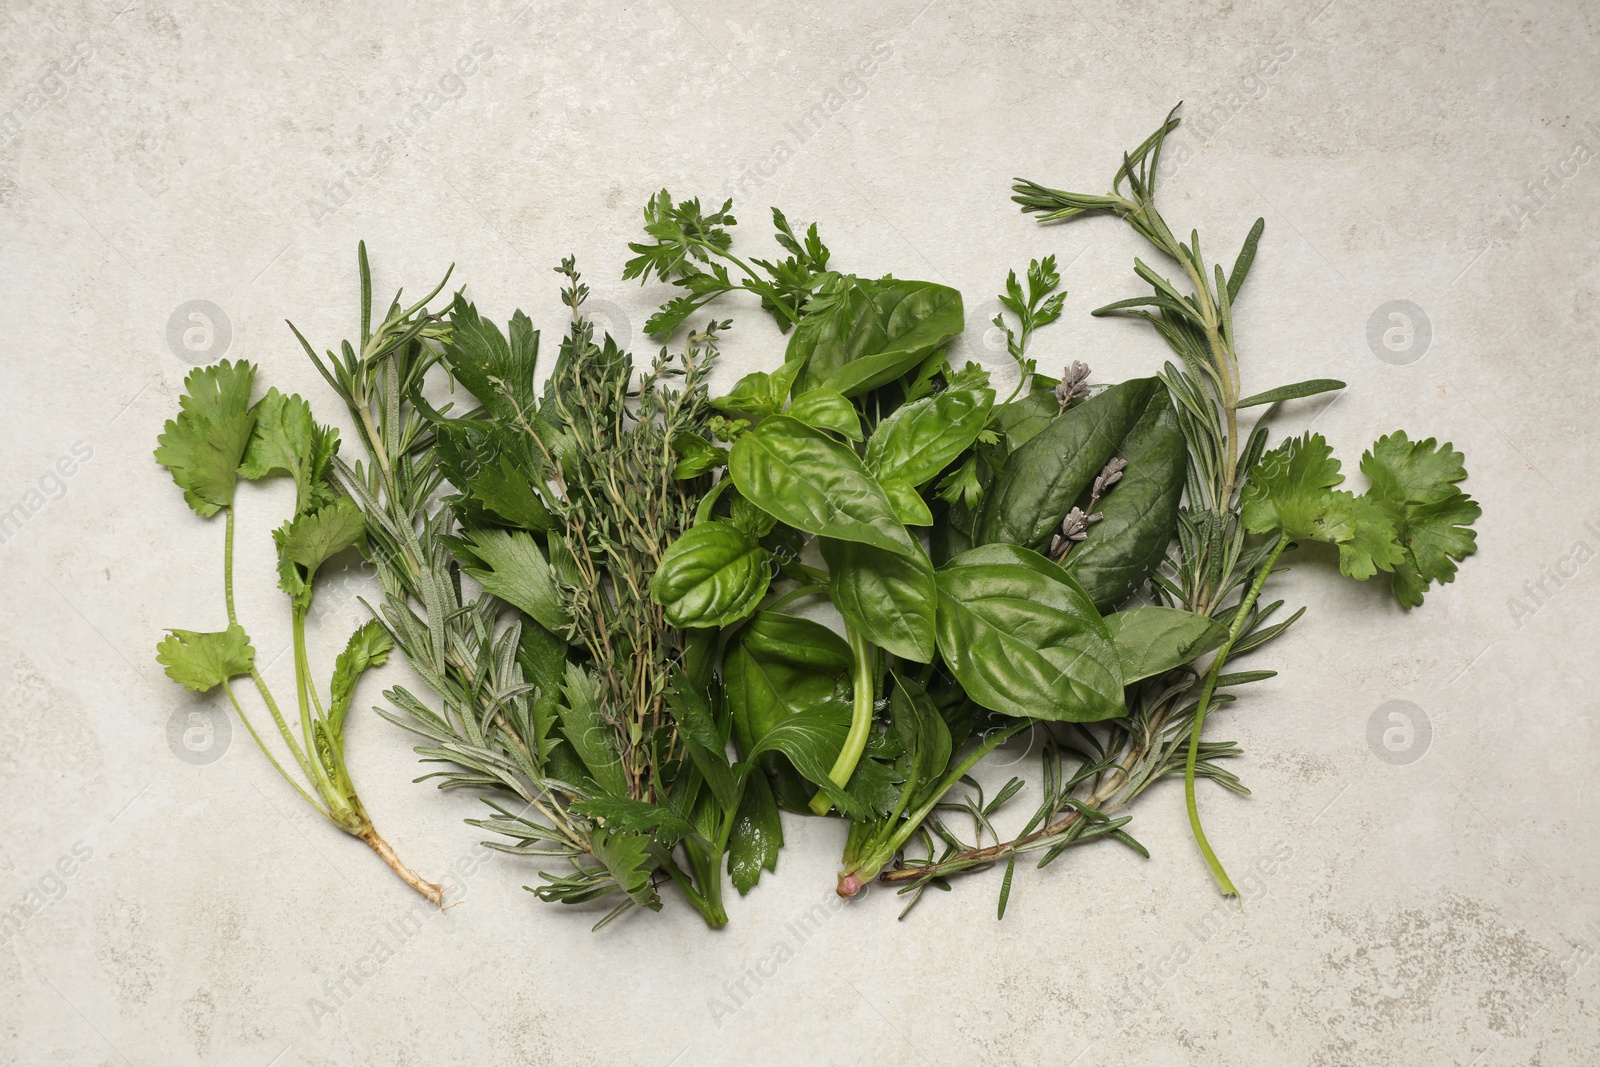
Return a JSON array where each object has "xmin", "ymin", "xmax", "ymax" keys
[
  {"xmin": 1003, "ymin": 104, "xmax": 1481, "ymax": 898},
  {"xmin": 622, "ymin": 190, "xmax": 831, "ymax": 339},
  {"xmin": 153, "ymin": 357, "xmax": 437, "ymax": 904},
  {"xmin": 1240, "ymin": 429, "xmax": 1481, "ymax": 603}
]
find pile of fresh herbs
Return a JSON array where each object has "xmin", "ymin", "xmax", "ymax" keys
[{"xmin": 152, "ymin": 105, "xmax": 1479, "ymax": 924}]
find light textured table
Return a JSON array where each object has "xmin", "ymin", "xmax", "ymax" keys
[{"xmin": 2, "ymin": 2, "xmax": 1596, "ymax": 1064}]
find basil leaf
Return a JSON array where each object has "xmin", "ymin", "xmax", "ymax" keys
[
  {"xmin": 1062, "ymin": 387, "xmax": 1186, "ymax": 609},
  {"xmin": 934, "ymin": 543, "xmax": 1123, "ymax": 722},
  {"xmin": 864, "ymin": 386, "xmax": 996, "ymax": 488},
  {"xmin": 652, "ymin": 521, "xmax": 771, "ymax": 629},
  {"xmin": 742, "ymin": 702, "xmax": 863, "ymax": 818},
  {"xmin": 712, "ymin": 359, "xmax": 803, "ymax": 421},
  {"xmin": 729, "ymin": 415, "xmax": 920, "ymax": 557},
  {"xmin": 977, "ymin": 377, "xmax": 1165, "ymax": 549},
  {"xmin": 786, "ymin": 388, "xmax": 862, "ymax": 441},
  {"xmin": 725, "ymin": 611, "xmax": 853, "ymax": 811},
  {"xmin": 988, "ymin": 386, "xmax": 1060, "ymax": 454},
  {"xmin": 1103, "ymin": 606, "xmax": 1226, "ymax": 683},
  {"xmin": 821, "ymin": 537, "xmax": 937, "ymax": 663},
  {"xmin": 671, "ymin": 431, "xmax": 728, "ymax": 479},
  {"xmin": 789, "ymin": 277, "xmax": 965, "ymax": 397},
  {"xmin": 880, "ymin": 478, "xmax": 933, "ymax": 526}
]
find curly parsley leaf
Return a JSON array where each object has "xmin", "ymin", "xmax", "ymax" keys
[
  {"xmin": 153, "ymin": 360, "xmax": 258, "ymax": 517},
  {"xmin": 156, "ymin": 623, "xmax": 255, "ymax": 692},
  {"xmin": 1359, "ymin": 432, "xmax": 1481, "ymax": 607}
]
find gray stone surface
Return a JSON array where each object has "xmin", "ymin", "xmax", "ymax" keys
[{"xmin": 2, "ymin": 1, "xmax": 1597, "ymax": 1063}]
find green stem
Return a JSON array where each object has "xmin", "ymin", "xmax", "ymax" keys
[
  {"xmin": 842, "ymin": 720, "xmax": 1030, "ymax": 891},
  {"xmin": 292, "ymin": 605, "xmax": 348, "ymax": 821},
  {"xmin": 1184, "ymin": 535, "xmax": 1286, "ymax": 896},
  {"xmin": 713, "ymin": 246, "xmax": 800, "ymax": 325},
  {"xmin": 809, "ymin": 621, "xmax": 876, "ymax": 816},
  {"xmin": 224, "ymin": 505, "xmax": 319, "ymax": 785},
  {"xmin": 224, "ymin": 507, "xmax": 238, "ymax": 626},
  {"xmin": 221, "ymin": 680, "xmax": 331, "ymax": 817}
]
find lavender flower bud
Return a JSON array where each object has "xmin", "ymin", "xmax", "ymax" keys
[
  {"xmin": 1055, "ymin": 361, "xmax": 1092, "ymax": 410},
  {"xmin": 1091, "ymin": 457, "xmax": 1127, "ymax": 500},
  {"xmin": 1048, "ymin": 506, "xmax": 1103, "ymax": 561}
]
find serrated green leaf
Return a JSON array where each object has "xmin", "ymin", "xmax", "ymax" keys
[
  {"xmin": 328, "ymin": 619, "xmax": 393, "ymax": 733},
  {"xmin": 571, "ymin": 797, "xmax": 697, "ymax": 844},
  {"xmin": 153, "ymin": 360, "xmax": 258, "ymax": 517},
  {"xmin": 239, "ymin": 388, "xmax": 339, "ymax": 513},
  {"xmin": 451, "ymin": 527, "xmax": 570, "ymax": 636},
  {"xmin": 156, "ymin": 624, "xmax": 255, "ymax": 692},
  {"xmin": 588, "ymin": 826, "xmax": 659, "ymax": 908},
  {"xmin": 273, "ymin": 497, "xmax": 366, "ymax": 607},
  {"xmin": 558, "ymin": 663, "xmax": 627, "ymax": 797},
  {"xmin": 1359, "ymin": 432, "xmax": 1480, "ymax": 607}
]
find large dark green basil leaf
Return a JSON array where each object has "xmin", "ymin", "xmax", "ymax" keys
[
  {"xmin": 789, "ymin": 277, "xmax": 965, "ymax": 397},
  {"xmin": 864, "ymin": 386, "xmax": 995, "ymax": 488},
  {"xmin": 977, "ymin": 377, "xmax": 1185, "ymax": 610},
  {"xmin": 977, "ymin": 377, "xmax": 1163, "ymax": 548},
  {"xmin": 821, "ymin": 537, "xmax": 937, "ymax": 662},
  {"xmin": 1063, "ymin": 389, "xmax": 1186, "ymax": 610},
  {"xmin": 651, "ymin": 521, "xmax": 771, "ymax": 628},
  {"xmin": 1104, "ymin": 606, "xmax": 1225, "ymax": 684},
  {"xmin": 934, "ymin": 543, "xmax": 1122, "ymax": 722},
  {"xmin": 725, "ymin": 610, "xmax": 853, "ymax": 810},
  {"xmin": 729, "ymin": 415, "xmax": 919, "ymax": 557},
  {"xmin": 988, "ymin": 386, "xmax": 1061, "ymax": 455}
]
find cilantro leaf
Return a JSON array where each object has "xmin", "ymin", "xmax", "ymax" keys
[
  {"xmin": 175, "ymin": 359, "xmax": 255, "ymax": 424},
  {"xmin": 1241, "ymin": 433, "xmax": 1405, "ymax": 581},
  {"xmin": 1240, "ymin": 432, "xmax": 1345, "ymax": 540},
  {"xmin": 153, "ymin": 360, "xmax": 258, "ymax": 517},
  {"xmin": 156, "ymin": 624, "xmax": 255, "ymax": 692},
  {"xmin": 327, "ymin": 619, "xmax": 393, "ymax": 733},
  {"xmin": 1359, "ymin": 432, "xmax": 1481, "ymax": 607},
  {"xmin": 273, "ymin": 497, "xmax": 366, "ymax": 607},
  {"xmin": 239, "ymin": 388, "xmax": 340, "ymax": 513},
  {"xmin": 1326, "ymin": 492, "xmax": 1406, "ymax": 581}
]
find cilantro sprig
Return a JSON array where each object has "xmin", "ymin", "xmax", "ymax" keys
[{"xmin": 154, "ymin": 359, "xmax": 441, "ymax": 905}]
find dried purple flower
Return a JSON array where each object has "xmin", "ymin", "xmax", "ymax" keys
[
  {"xmin": 1055, "ymin": 361, "xmax": 1092, "ymax": 410},
  {"xmin": 1048, "ymin": 506, "xmax": 1103, "ymax": 562},
  {"xmin": 1090, "ymin": 457, "xmax": 1127, "ymax": 505}
]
